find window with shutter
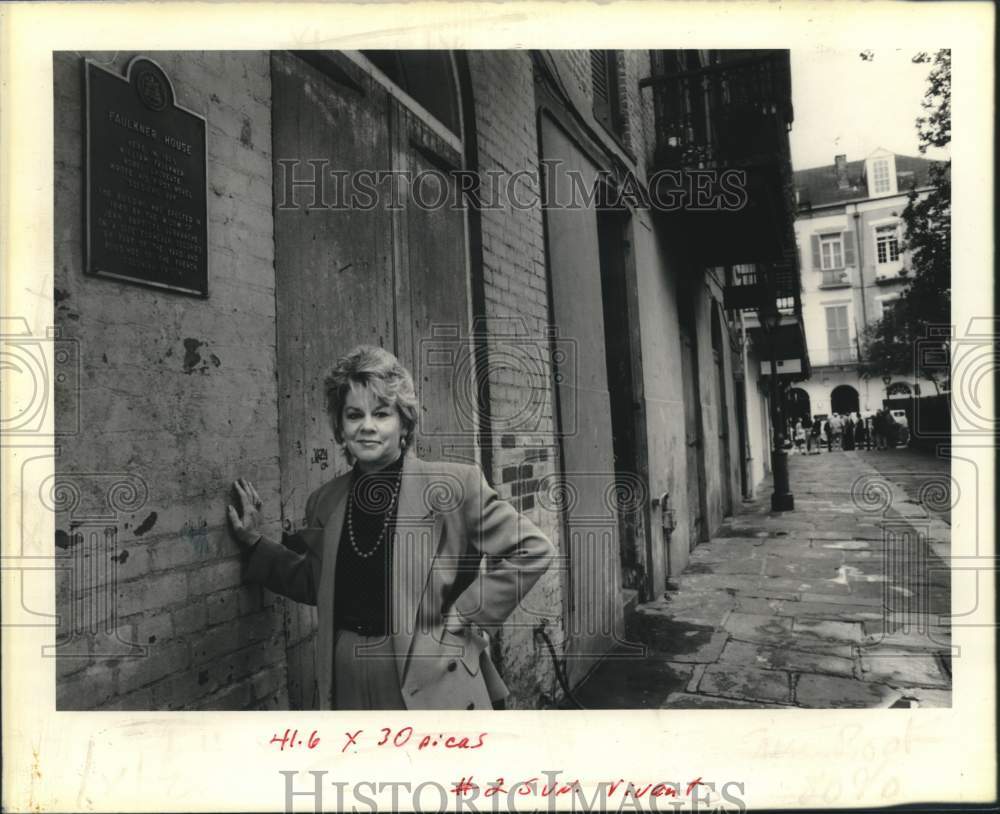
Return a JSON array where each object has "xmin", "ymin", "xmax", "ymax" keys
[
  {"xmin": 842, "ymin": 231, "xmax": 856, "ymax": 267},
  {"xmin": 591, "ymin": 50, "xmax": 624, "ymax": 138},
  {"xmin": 825, "ymin": 304, "xmax": 852, "ymax": 363},
  {"xmin": 818, "ymin": 233, "xmax": 844, "ymax": 270}
]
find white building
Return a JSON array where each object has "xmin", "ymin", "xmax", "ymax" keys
[{"xmin": 791, "ymin": 148, "xmax": 942, "ymax": 420}]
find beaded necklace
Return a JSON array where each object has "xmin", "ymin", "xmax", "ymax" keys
[{"xmin": 346, "ymin": 465, "xmax": 402, "ymax": 559}]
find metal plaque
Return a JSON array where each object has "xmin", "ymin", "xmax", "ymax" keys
[{"xmin": 85, "ymin": 57, "xmax": 208, "ymax": 296}]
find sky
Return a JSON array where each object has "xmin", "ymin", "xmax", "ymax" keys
[{"xmin": 788, "ymin": 48, "xmax": 950, "ymax": 172}]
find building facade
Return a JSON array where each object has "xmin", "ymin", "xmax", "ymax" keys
[
  {"xmin": 791, "ymin": 149, "xmax": 940, "ymax": 420},
  {"xmin": 53, "ymin": 49, "xmax": 800, "ymax": 710}
]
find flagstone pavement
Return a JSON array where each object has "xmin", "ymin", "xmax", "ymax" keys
[{"xmin": 572, "ymin": 446, "xmax": 953, "ymax": 709}]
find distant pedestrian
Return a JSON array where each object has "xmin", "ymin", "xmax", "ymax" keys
[
  {"xmin": 829, "ymin": 412, "xmax": 844, "ymax": 450},
  {"xmin": 873, "ymin": 409, "xmax": 887, "ymax": 450},
  {"xmin": 805, "ymin": 415, "xmax": 818, "ymax": 454},
  {"xmin": 885, "ymin": 410, "xmax": 898, "ymax": 448},
  {"xmin": 842, "ymin": 416, "xmax": 855, "ymax": 450},
  {"xmin": 856, "ymin": 416, "xmax": 868, "ymax": 450},
  {"xmin": 793, "ymin": 419, "xmax": 806, "ymax": 453}
]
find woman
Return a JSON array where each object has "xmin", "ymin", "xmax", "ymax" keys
[
  {"xmin": 842, "ymin": 415, "xmax": 855, "ymax": 450},
  {"xmin": 808, "ymin": 415, "xmax": 821, "ymax": 454},
  {"xmin": 227, "ymin": 345, "xmax": 555, "ymax": 711},
  {"xmin": 793, "ymin": 419, "xmax": 806, "ymax": 453}
]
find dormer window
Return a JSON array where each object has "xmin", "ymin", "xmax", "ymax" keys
[
  {"xmin": 865, "ymin": 152, "xmax": 897, "ymax": 197},
  {"xmin": 872, "ymin": 159, "xmax": 891, "ymax": 194}
]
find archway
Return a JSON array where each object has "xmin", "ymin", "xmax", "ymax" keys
[
  {"xmin": 830, "ymin": 384, "xmax": 860, "ymax": 415},
  {"xmin": 785, "ymin": 387, "xmax": 811, "ymax": 424}
]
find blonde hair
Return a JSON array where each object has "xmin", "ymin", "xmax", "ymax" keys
[{"xmin": 323, "ymin": 345, "xmax": 418, "ymax": 452}]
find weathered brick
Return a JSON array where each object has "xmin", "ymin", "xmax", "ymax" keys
[
  {"xmin": 194, "ymin": 679, "xmax": 253, "ymax": 710},
  {"xmin": 150, "ymin": 666, "xmax": 215, "ymax": 711},
  {"xmin": 57, "ymin": 666, "xmax": 116, "ymax": 710},
  {"xmin": 131, "ymin": 611, "xmax": 174, "ymax": 645},
  {"xmin": 168, "ymin": 643, "xmax": 284, "ymax": 709},
  {"xmin": 148, "ymin": 536, "xmax": 214, "ymax": 571},
  {"xmin": 187, "ymin": 558, "xmax": 244, "ymax": 597},
  {"xmin": 250, "ymin": 666, "xmax": 284, "ymax": 704},
  {"xmin": 172, "ymin": 601, "xmax": 208, "ymax": 636},
  {"xmin": 116, "ymin": 640, "xmax": 191, "ymax": 694},
  {"xmin": 104, "ymin": 687, "xmax": 154, "ymax": 711},
  {"xmin": 115, "ymin": 572, "xmax": 187, "ymax": 618},
  {"xmin": 237, "ymin": 582, "xmax": 268, "ymax": 616},
  {"xmin": 206, "ymin": 586, "xmax": 242, "ymax": 626},
  {"xmin": 191, "ymin": 611, "xmax": 277, "ymax": 666}
]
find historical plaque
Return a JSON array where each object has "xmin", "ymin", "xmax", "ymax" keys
[{"xmin": 85, "ymin": 57, "xmax": 208, "ymax": 296}]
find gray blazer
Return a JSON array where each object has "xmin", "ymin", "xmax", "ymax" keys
[{"xmin": 244, "ymin": 454, "xmax": 556, "ymax": 710}]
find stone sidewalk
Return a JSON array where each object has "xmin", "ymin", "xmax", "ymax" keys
[{"xmin": 573, "ymin": 447, "xmax": 953, "ymax": 709}]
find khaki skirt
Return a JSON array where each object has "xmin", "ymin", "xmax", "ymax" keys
[{"xmin": 332, "ymin": 629, "xmax": 406, "ymax": 710}]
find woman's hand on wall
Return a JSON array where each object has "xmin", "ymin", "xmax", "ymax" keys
[{"xmin": 227, "ymin": 477, "xmax": 264, "ymax": 549}]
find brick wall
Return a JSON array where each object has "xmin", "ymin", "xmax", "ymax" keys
[
  {"xmin": 467, "ymin": 51, "xmax": 564, "ymax": 708},
  {"xmin": 53, "ymin": 51, "xmax": 287, "ymax": 710},
  {"xmin": 546, "ymin": 50, "xmax": 650, "ymax": 173},
  {"xmin": 52, "ymin": 48, "xmax": 671, "ymax": 711}
]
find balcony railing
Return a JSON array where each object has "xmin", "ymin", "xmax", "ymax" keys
[
  {"xmin": 723, "ymin": 263, "xmax": 799, "ymax": 311},
  {"xmin": 644, "ymin": 50, "xmax": 794, "ymax": 172},
  {"xmin": 819, "ymin": 268, "xmax": 851, "ymax": 288},
  {"xmin": 642, "ymin": 50, "xmax": 798, "ymax": 269},
  {"xmin": 827, "ymin": 346, "xmax": 858, "ymax": 364}
]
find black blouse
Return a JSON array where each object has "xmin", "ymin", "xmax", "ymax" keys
[{"xmin": 333, "ymin": 453, "xmax": 405, "ymax": 636}]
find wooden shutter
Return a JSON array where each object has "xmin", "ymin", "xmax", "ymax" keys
[
  {"xmin": 592, "ymin": 50, "xmax": 612, "ymax": 130},
  {"xmin": 843, "ymin": 231, "xmax": 856, "ymax": 267},
  {"xmin": 592, "ymin": 50, "xmax": 624, "ymax": 137},
  {"xmin": 825, "ymin": 305, "xmax": 849, "ymax": 352},
  {"xmin": 810, "ymin": 235, "xmax": 821, "ymax": 270}
]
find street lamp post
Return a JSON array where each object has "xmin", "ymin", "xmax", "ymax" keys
[{"xmin": 761, "ymin": 305, "xmax": 794, "ymax": 512}]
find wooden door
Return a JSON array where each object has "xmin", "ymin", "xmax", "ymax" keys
[
  {"xmin": 712, "ymin": 305, "xmax": 733, "ymax": 517},
  {"xmin": 679, "ymin": 325, "xmax": 704, "ymax": 551},
  {"xmin": 540, "ymin": 114, "xmax": 622, "ymax": 685},
  {"xmin": 271, "ymin": 52, "xmax": 470, "ymax": 708},
  {"xmin": 272, "ymin": 51, "xmax": 397, "ymax": 514},
  {"xmin": 390, "ymin": 103, "xmax": 471, "ymax": 463}
]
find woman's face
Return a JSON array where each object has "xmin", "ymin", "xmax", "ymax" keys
[{"xmin": 341, "ymin": 383, "xmax": 405, "ymax": 472}]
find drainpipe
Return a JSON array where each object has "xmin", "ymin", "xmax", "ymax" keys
[
  {"xmin": 852, "ymin": 203, "xmax": 868, "ymax": 346},
  {"xmin": 739, "ymin": 309, "xmax": 753, "ymax": 498},
  {"xmin": 652, "ymin": 491, "xmax": 675, "ymax": 579}
]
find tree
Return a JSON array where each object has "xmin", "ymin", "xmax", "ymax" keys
[{"xmin": 859, "ymin": 50, "xmax": 951, "ymax": 388}]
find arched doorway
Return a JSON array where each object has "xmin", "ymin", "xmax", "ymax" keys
[
  {"xmin": 785, "ymin": 387, "xmax": 811, "ymax": 423},
  {"xmin": 830, "ymin": 384, "xmax": 860, "ymax": 415}
]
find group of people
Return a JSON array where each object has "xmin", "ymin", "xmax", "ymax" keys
[{"xmin": 789, "ymin": 408, "xmax": 907, "ymax": 454}]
